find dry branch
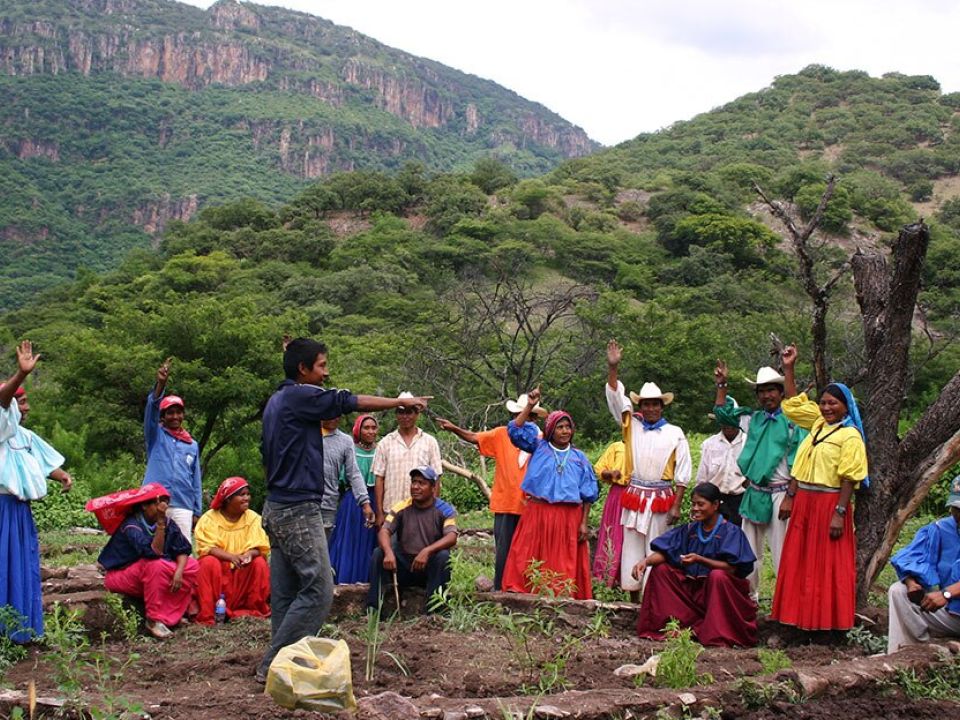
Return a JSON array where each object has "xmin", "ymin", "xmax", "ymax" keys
[{"xmin": 441, "ymin": 459, "xmax": 491, "ymax": 500}]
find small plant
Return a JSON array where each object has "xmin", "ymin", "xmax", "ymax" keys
[
  {"xmin": 845, "ymin": 625, "xmax": 886, "ymax": 655},
  {"xmin": 103, "ymin": 593, "xmax": 141, "ymax": 642},
  {"xmin": 892, "ymin": 657, "xmax": 960, "ymax": 700},
  {"xmin": 757, "ymin": 647, "xmax": 792, "ymax": 674},
  {"xmin": 734, "ymin": 677, "xmax": 801, "ymax": 709},
  {"xmin": 524, "ymin": 559, "xmax": 576, "ymax": 599},
  {"xmin": 656, "ymin": 619, "xmax": 704, "ymax": 689},
  {"xmin": 0, "ymin": 605, "xmax": 31, "ymax": 673},
  {"xmin": 43, "ymin": 602, "xmax": 90, "ymax": 693},
  {"xmin": 359, "ymin": 601, "xmax": 405, "ymax": 682}
]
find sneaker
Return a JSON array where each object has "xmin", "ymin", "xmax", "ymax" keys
[{"xmin": 146, "ymin": 621, "xmax": 173, "ymax": 639}]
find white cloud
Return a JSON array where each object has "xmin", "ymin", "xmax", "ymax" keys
[{"xmin": 178, "ymin": 0, "xmax": 960, "ymax": 146}]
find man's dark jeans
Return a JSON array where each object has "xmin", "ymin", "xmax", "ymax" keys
[
  {"xmin": 257, "ymin": 499, "xmax": 333, "ymax": 677},
  {"xmin": 367, "ymin": 544, "xmax": 451, "ymax": 613}
]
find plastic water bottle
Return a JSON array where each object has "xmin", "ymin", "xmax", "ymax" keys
[{"xmin": 215, "ymin": 593, "xmax": 227, "ymax": 624}]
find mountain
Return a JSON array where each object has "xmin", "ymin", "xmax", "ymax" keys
[{"xmin": 0, "ymin": 0, "xmax": 597, "ymax": 306}]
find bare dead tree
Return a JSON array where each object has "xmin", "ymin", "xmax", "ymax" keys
[
  {"xmin": 755, "ymin": 177, "xmax": 847, "ymax": 391},
  {"xmin": 851, "ymin": 222, "xmax": 960, "ymax": 604}
]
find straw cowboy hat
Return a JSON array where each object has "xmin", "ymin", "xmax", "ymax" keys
[
  {"xmin": 629, "ymin": 382, "xmax": 674, "ymax": 406},
  {"xmin": 505, "ymin": 393, "xmax": 548, "ymax": 418},
  {"xmin": 745, "ymin": 366, "xmax": 786, "ymax": 387}
]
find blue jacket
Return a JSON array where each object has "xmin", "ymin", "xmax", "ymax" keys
[
  {"xmin": 507, "ymin": 421, "xmax": 598, "ymax": 505},
  {"xmin": 261, "ymin": 380, "xmax": 358, "ymax": 504},
  {"xmin": 142, "ymin": 389, "xmax": 202, "ymax": 516}
]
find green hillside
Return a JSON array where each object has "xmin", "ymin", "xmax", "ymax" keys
[
  {"xmin": 3, "ymin": 65, "xmax": 960, "ymax": 520},
  {"xmin": 0, "ymin": 0, "xmax": 596, "ymax": 307}
]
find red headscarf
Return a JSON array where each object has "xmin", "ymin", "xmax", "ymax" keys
[
  {"xmin": 352, "ymin": 414, "xmax": 378, "ymax": 444},
  {"xmin": 211, "ymin": 476, "xmax": 249, "ymax": 510},
  {"xmin": 85, "ymin": 483, "xmax": 170, "ymax": 535},
  {"xmin": 0, "ymin": 383, "xmax": 26, "ymax": 398},
  {"xmin": 544, "ymin": 410, "xmax": 575, "ymax": 442}
]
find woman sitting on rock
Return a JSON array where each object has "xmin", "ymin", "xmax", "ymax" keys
[
  {"xmin": 90, "ymin": 483, "xmax": 199, "ymax": 639},
  {"xmin": 193, "ymin": 476, "xmax": 271, "ymax": 624},
  {"xmin": 633, "ymin": 482, "xmax": 757, "ymax": 647}
]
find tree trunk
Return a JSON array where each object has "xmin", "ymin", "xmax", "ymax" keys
[{"xmin": 851, "ymin": 223, "xmax": 960, "ymax": 605}]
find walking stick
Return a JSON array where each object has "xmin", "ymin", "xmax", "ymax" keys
[{"xmin": 392, "ymin": 570, "xmax": 401, "ymax": 610}]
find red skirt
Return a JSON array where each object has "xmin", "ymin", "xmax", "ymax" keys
[
  {"xmin": 194, "ymin": 554, "xmax": 271, "ymax": 625},
  {"xmin": 637, "ymin": 564, "xmax": 757, "ymax": 647},
  {"xmin": 502, "ymin": 501, "xmax": 592, "ymax": 600},
  {"xmin": 771, "ymin": 488, "xmax": 855, "ymax": 630}
]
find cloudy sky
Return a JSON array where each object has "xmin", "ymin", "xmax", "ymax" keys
[{"xmin": 181, "ymin": 0, "xmax": 960, "ymax": 146}]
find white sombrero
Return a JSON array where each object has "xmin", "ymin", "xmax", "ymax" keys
[
  {"xmin": 745, "ymin": 367, "xmax": 785, "ymax": 387},
  {"xmin": 505, "ymin": 393, "xmax": 548, "ymax": 418},
  {"xmin": 629, "ymin": 382, "xmax": 674, "ymax": 406}
]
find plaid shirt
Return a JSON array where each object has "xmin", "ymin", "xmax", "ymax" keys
[{"xmin": 371, "ymin": 428, "xmax": 443, "ymax": 510}]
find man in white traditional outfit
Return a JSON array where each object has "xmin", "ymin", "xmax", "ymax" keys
[{"xmin": 605, "ymin": 340, "xmax": 691, "ymax": 602}]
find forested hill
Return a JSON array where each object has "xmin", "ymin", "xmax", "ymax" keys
[{"xmin": 0, "ymin": 0, "xmax": 596, "ymax": 307}]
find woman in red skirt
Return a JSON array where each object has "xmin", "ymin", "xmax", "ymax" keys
[
  {"xmin": 502, "ymin": 389, "xmax": 599, "ymax": 599},
  {"xmin": 633, "ymin": 482, "xmax": 757, "ymax": 647},
  {"xmin": 771, "ymin": 345, "xmax": 868, "ymax": 630}
]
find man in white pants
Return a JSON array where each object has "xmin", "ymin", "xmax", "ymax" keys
[
  {"xmin": 605, "ymin": 341, "xmax": 690, "ymax": 603},
  {"xmin": 887, "ymin": 476, "xmax": 960, "ymax": 653},
  {"xmin": 713, "ymin": 361, "xmax": 805, "ymax": 599}
]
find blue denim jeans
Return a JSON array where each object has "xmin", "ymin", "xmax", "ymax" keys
[{"xmin": 257, "ymin": 499, "xmax": 333, "ymax": 676}]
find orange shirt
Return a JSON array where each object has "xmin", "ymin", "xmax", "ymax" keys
[{"xmin": 476, "ymin": 425, "xmax": 530, "ymax": 515}]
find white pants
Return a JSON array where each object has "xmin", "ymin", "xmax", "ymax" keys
[
  {"xmin": 166, "ymin": 507, "xmax": 194, "ymax": 544},
  {"xmin": 887, "ymin": 581, "xmax": 960, "ymax": 654},
  {"xmin": 620, "ymin": 511, "xmax": 671, "ymax": 593},
  {"xmin": 741, "ymin": 490, "xmax": 789, "ymax": 599}
]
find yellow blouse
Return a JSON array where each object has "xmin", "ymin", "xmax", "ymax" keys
[
  {"xmin": 594, "ymin": 441, "xmax": 628, "ymax": 486},
  {"xmin": 194, "ymin": 508, "xmax": 271, "ymax": 558},
  {"xmin": 782, "ymin": 393, "xmax": 867, "ymax": 489}
]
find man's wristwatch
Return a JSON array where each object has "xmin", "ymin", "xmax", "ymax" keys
[
  {"xmin": 944, "ymin": 590, "xmax": 953, "ymax": 600},
  {"xmin": 834, "ymin": 505, "xmax": 847, "ymax": 516}
]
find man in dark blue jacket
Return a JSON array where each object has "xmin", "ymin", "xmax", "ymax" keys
[{"xmin": 256, "ymin": 337, "xmax": 429, "ymax": 682}]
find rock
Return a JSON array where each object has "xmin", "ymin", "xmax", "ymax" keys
[
  {"xmin": 614, "ymin": 654, "xmax": 659, "ymax": 678},
  {"xmin": 442, "ymin": 712, "xmax": 467, "ymax": 720},
  {"xmin": 474, "ymin": 575, "xmax": 494, "ymax": 593},
  {"xmin": 765, "ymin": 634, "xmax": 783, "ymax": 649},
  {"xmin": 677, "ymin": 693, "xmax": 697, "ymax": 706},
  {"xmin": 945, "ymin": 640, "xmax": 960, "ymax": 655},
  {"xmin": 356, "ymin": 692, "xmax": 419, "ymax": 720},
  {"xmin": 464, "ymin": 705, "xmax": 485, "ymax": 718},
  {"xmin": 533, "ymin": 706, "xmax": 569, "ymax": 718},
  {"xmin": 420, "ymin": 709, "xmax": 443, "ymax": 719}
]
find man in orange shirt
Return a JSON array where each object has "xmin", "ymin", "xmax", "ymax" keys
[{"xmin": 436, "ymin": 394, "xmax": 547, "ymax": 590}]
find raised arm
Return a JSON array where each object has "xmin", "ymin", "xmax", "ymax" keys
[
  {"xmin": 0, "ymin": 340, "xmax": 40, "ymax": 409},
  {"xmin": 356, "ymin": 394, "xmax": 431, "ymax": 413},
  {"xmin": 713, "ymin": 359, "xmax": 729, "ymax": 406},
  {"xmin": 153, "ymin": 359, "xmax": 171, "ymax": 400},
  {"xmin": 436, "ymin": 418, "xmax": 479, "ymax": 446},
  {"xmin": 781, "ymin": 344, "xmax": 798, "ymax": 398}
]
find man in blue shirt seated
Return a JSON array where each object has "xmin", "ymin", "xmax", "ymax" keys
[
  {"xmin": 367, "ymin": 466, "xmax": 459, "ymax": 614},
  {"xmin": 256, "ymin": 337, "xmax": 430, "ymax": 683},
  {"xmin": 887, "ymin": 475, "xmax": 960, "ymax": 653}
]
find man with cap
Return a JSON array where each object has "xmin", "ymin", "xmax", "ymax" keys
[
  {"xmin": 886, "ymin": 474, "xmax": 960, "ymax": 653},
  {"xmin": 435, "ymin": 393, "xmax": 547, "ymax": 591},
  {"xmin": 372, "ymin": 391, "xmax": 443, "ymax": 529},
  {"xmin": 143, "ymin": 359, "xmax": 202, "ymax": 542},
  {"xmin": 367, "ymin": 466, "xmax": 459, "ymax": 613},
  {"xmin": 696, "ymin": 397, "xmax": 751, "ymax": 526},
  {"xmin": 606, "ymin": 340, "xmax": 691, "ymax": 602},
  {"xmin": 713, "ymin": 359, "xmax": 806, "ymax": 598}
]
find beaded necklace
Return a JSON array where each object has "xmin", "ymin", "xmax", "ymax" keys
[
  {"xmin": 696, "ymin": 515, "xmax": 725, "ymax": 544},
  {"xmin": 550, "ymin": 443, "xmax": 572, "ymax": 475}
]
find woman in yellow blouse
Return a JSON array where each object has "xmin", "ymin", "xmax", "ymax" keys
[
  {"xmin": 194, "ymin": 477, "xmax": 271, "ymax": 624},
  {"xmin": 591, "ymin": 440, "xmax": 628, "ymax": 588},
  {"xmin": 770, "ymin": 345, "xmax": 868, "ymax": 630}
]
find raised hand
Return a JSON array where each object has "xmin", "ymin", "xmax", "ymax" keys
[
  {"xmin": 606, "ymin": 339, "xmax": 622, "ymax": 367},
  {"xmin": 781, "ymin": 344, "xmax": 798, "ymax": 367},
  {"xmin": 527, "ymin": 387, "xmax": 541, "ymax": 406},
  {"xmin": 714, "ymin": 359, "xmax": 728, "ymax": 385},
  {"xmin": 16, "ymin": 340, "xmax": 40, "ymax": 375}
]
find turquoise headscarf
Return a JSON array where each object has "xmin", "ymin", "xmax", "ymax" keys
[{"xmin": 824, "ymin": 382, "xmax": 870, "ymax": 488}]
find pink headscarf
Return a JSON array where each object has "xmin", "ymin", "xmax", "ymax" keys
[
  {"xmin": 544, "ymin": 410, "xmax": 575, "ymax": 442},
  {"xmin": 85, "ymin": 482, "xmax": 171, "ymax": 535},
  {"xmin": 211, "ymin": 476, "xmax": 249, "ymax": 510},
  {"xmin": 352, "ymin": 414, "xmax": 378, "ymax": 444}
]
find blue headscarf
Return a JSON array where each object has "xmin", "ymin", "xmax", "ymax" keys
[{"xmin": 823, "ymin": 382, "xmax": 870, "ymax": 487}]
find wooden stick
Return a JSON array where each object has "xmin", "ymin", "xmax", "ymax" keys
[
  {"xmin": 392, "ymin": 570, "xmax": 401, "ymax": 611},
  {"xmin": 441, "ymin": 459, "xmax": 492, "ymax": 500}
]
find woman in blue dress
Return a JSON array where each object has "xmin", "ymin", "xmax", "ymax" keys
[
  {"xmin": 329, "ymin": 414, "xmax": 380, "ymax": 583},
  {"xmin": 0, "ymin": 341, "xmax": 73, "ymax": 641}
]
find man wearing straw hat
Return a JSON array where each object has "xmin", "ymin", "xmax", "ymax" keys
[
  {"xmin": 372, "ymin": 391, "xmax": 443, "ymax": 529},
  {"xmin": 605, "ymin": 341, "xmax": 691, "ymax": 602},
  {"xmin": 713, "ymin": 360, "xmax": 806, "ymax": 599},
  {"xmin": 436, "ymin": 393, "xmax": 548, "ymax": 591}
]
